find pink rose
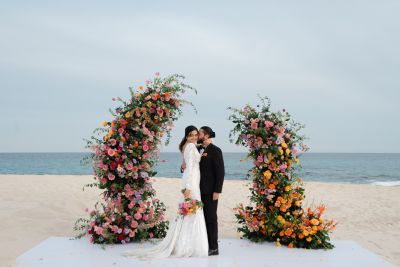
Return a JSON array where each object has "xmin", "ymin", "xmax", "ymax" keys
[
  {"xmin": 107, "ymin": 149, "xmax": 115, "ymax": 157},
  {"xmin": 134, "ymin": 213, "xmax": 142, "ymax": 220},
  {"xmin": 142, "ymin": 143, "xmax": 149, "ymax": 152},
  {"xmin": 131, "ymin": 220, "xmax": 138, "ymax": 228}
]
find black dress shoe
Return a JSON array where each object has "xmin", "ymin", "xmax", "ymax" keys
[{"xmin": 208, "ymin": 248, "xmax": 219, "ymax": 256}]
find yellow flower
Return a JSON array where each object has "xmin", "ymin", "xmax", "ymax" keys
[
  {"xmin": 278, "ymin": 148, "xmax": 283, "ymax": 155},
  {"xmin": 294, "ymin": 158, "xmax": 299, "ymax": 164},
  {"xmin": 284, "ymin": 185, "xmax": 291, "ymax": 192},
  {"xmin": 102, "ymin": 120, "xmax": 107, "ymax": 127},
  {"xmin": 286, "ymin": 149, "xmax": 291, "ymax": 155},
  {"xmin": 263, "ymin": 170, "xmax": 272, "ymax": 179},
  {"xmin": 306, "ymin": 237, "xmax": 312, "ymax": 242},
  {"xmin": 125, "ymin": 112, "xmax": 131, "ymax": 118},
  {"xmin": 135, "ymin": 92, "xmax": 141, "ymax": 98},
  {"xmin": 303, "ymin": 230, "xmax": 309, "ymax": 236},
  {"xmin": 139, "ymin": 85, "xmax": 143, "ymax": 90},
  {"xmin": 281, "ymin": 142, "xmax": 287, "ymax": 148}
]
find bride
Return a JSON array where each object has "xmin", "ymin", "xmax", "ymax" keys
[{"xmin": 122, "ymin": 125, "xmax": 209, "ymax": 260}]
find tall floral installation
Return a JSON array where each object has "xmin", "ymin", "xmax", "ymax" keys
[
  {"xmin": 74, "ymin": 73, "xmax": 196, "ymax": 244},
  {"xmin": 229, "ymin": 96, "xmax": 337, "ymax": 249}
]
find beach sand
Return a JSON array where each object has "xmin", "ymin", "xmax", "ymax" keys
[{"xmin": 0, "ymin": 175, "xmax": 399, "ymax": 266}]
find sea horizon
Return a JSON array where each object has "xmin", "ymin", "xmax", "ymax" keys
[{"xmin": 1, "ymin": 152, "xmax": 399, "ymax": 186}]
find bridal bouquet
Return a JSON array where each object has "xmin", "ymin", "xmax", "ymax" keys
[{"xmin": 178, "ymin": 189, "xmax": 204, "ymax": 216}]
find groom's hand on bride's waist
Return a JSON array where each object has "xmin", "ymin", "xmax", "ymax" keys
[{"xmin": 180, "ymin": 162, "xmax": 187, "ymax": 173}]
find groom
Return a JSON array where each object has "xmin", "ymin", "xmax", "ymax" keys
[{"xmin": 181, "ymin": 126, "xmax": 225, "ymax": 256}]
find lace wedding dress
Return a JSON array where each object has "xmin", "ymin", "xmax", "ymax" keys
[{"xmin": 122, "ymin": 142, "xmax": 208, "ymax": 260}]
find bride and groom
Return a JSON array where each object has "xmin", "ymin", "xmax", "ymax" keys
[{"xmin": 122, "ymin": 125, "xmax": 225, "ymax": 260}]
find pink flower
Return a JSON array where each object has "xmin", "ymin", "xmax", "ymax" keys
[
  {"xmin": 285, "ymin": 133, "xmax": 290, "ymax": 139},
  {"xmin": 109, "ymin": 139, "xmax": 117, "ymax": 146},
  {"xmin": 155, "ymin": 72, "xmax": 160, "ymax": 76},
  {"xmin": 250, "ymin": 118, "xmax": 258, "ymax": 129},
  {"xmin": 149, "ymin": 232, "xmax": 154, "ymax": 238},
  {"xmin": 112, "ymin": 97, "xmax": 116, "ymax": 101},
  {"xmin": 107, "ymin": 149, "xmax": 116, "ymax": 157},
  {"xmin": 131, "ymin": 220, "xmax": 138, "ymax": 228},
  {"xmin": 265, "ymin": 121, "xmax": 274, "ymax": 128},
  {"xmin": 108, "ymin": 173, "xmax": 115, "ymax": 180},
  {"xmin": 94, "ymin": 226, "xmax": 104, "ymax": 236},
  {"xmin": 142, "ymin": 142, "xmax": 149, "ymax": 152},
  {"xmin": 134, "ymin": 213, "xmax": 142, "ymax": 220},
  {"xmin": 156, "ymin": 107, "xmax": 164, "ymax": 117},
  {"xmin": 128, "ymin": 202, "xmax": 134, "ymax": 209},
  {"xmin": 126, "ymin": 162, "xmax": 133, "ymax": 170},
  {"xmin": 279, "ymin": 163, "xmax": 287, "ymax": 171},
  {"xmin": 143, "ymin": 214, "xmax": 149, "ymax": 221}
]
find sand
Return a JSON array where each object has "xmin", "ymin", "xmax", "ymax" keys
[{"xmin": 0, "ymin": 175, "xmax": 399, "ymax": 266}]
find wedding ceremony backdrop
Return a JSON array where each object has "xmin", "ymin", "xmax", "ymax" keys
[{"xmin": 74, "ymin": 73, "xmax": 336, "ymax": 249}]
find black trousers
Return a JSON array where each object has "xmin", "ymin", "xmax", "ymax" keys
[{"xmin": 201, "ymin": 194, "xmax": 218, "ymax": 250}]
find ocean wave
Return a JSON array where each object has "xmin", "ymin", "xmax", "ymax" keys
[{"xmin": 370, "ymin": 181, "xmax": 400, "ymax": 187}]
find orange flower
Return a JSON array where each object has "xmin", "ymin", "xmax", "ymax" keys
[
  {"xmin": 284, "ymin": 228, "xmax": 293, "ymax": 236},
  {"xmin": 318, "ymin": 205, "xmax": 326, "ymax": 216},
  {"xmin": 202, "ymin": 153, "xmax": 208, "ymax": 157},
  {"xmin": 268, "ymin": 183, "xmax": 275, "ymax": 190},
  {"xmin": 288, "ymin": 243, "xmax": 294, "ymax": 248}
]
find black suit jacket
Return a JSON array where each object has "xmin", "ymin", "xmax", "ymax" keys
[{"xmin": 198, "ymin": 143, "xmax": 225, "ymax": 194}]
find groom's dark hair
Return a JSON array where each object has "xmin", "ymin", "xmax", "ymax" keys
[{"xmin": 200, "ymin": 126, "xmax": 216, "ymax": 138}]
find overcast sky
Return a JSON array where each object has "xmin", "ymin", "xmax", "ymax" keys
[{"xmin": 1, "ymin": 1, "xmax": 399, "ymax": 153}]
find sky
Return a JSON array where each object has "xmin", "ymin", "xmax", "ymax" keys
[{"xmin": 0, "ymin": 1, "xmax": 399, "ymax": 153}]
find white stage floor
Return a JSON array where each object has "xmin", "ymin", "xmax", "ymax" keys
[{"xmin": 14, "ymin": 236, "xmax": 393, "ymax": 267}]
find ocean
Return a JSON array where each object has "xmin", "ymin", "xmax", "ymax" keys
[{"xmin": 0, "ymin": 153, "xmax": 399, "ymax": 186}]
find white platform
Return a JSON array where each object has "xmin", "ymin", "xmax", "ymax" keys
[{"xmin": 14, "ymin": 236, "xmax": 393, "ymax": 267}]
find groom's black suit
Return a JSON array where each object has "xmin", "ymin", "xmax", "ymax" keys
[{"xmin": 197, "ymin": 143, "xmax": 225, "ymax": 251}]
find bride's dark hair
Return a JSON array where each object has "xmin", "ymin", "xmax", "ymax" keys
[{"xmin": 179, "ymin": 125, "xmax": 198, "ymax": 153}]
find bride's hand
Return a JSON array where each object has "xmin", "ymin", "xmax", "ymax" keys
[{"xmin": 184, "ymin": 189, "xmax": 191, "ymax": 199}]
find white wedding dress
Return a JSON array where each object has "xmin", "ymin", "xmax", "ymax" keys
[{"xmin": 122, "ymin": 142, "xmax": 208, "ymax": 260}]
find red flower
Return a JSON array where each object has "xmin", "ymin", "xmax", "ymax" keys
[
  {"xmin": 118, "ymin": 234, "xmax": 125, "ymax": 241},
  {"xmin": 110, "ymin": 162, "xmax": 117, "ymax": 170}
]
